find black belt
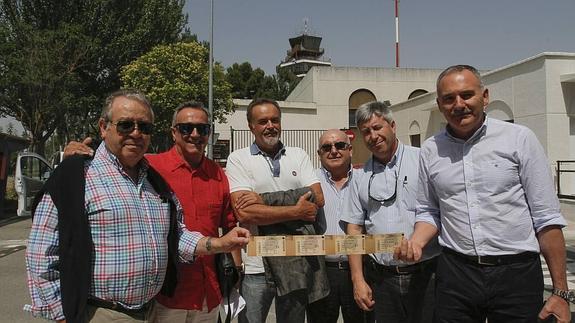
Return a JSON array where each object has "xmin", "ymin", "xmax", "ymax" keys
[
  {"xmin": 87, "ymin": 297, "xmax": 151, "ymax": 316},
  {"xmin": 367, "ymin": 257, "xmax": 437, "ymax": 275},
  {"xmin": 325, "ymin": 261, "xmax": 350, "ymax": 270},
  {"xmin": 443, "ymin": 248, "xmax": 539, "ymax": 266}
]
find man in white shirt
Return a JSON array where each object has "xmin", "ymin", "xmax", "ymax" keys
[{"xmin": 225, "ymin": 98, "xmax": 327, "ymax": 323}]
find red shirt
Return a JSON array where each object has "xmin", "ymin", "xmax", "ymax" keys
[{"xmin": 147, "ymin": 147, "xmax": 236, "ymax": 311}]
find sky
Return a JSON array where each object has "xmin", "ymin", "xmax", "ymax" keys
[{"xmin": 185, "ymin": 0, "xmax": 575, "ymax": 75}]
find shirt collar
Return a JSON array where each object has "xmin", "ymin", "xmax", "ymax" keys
[
  {"xmin": 95, "ymin": 141, "xmax": 149, "ymax": 181},
  {"xmin": 164, "ymin": 145, "xmax": 216, "ymax": 177},
  {"xmin": 250, "ymin": 141, "xmax": 286, "ymax": 159},
  {"xmin": 320, "ymin": 165, "xmax": 353, "ymax": 185},
  {"xmin": 370, "ymin": 140, "xmax": 403, "ymax": 171}
]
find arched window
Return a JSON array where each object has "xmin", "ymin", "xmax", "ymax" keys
[
  {"xmin": 408, "ymin": 89, "xmax": 428, "ymax": 100},
  {"xmin": 409, "ymin": 121, "xmax": 421, "ymax": 147},
  {"xmin": 486, "ymin": 100, "xmax": 514, "ymax": 123},
  {"xmin": 348, "ymin": 89, "xmax": 376, "ymax": 127}
]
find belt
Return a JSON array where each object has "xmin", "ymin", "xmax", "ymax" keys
[
  {"xmin": 87, "ymin": 297, "xmax": 151, "ymax": 316},
  {"xmin": 367, "ymin": 257, "xmax": 437, "ymax": 275},
  {"xmin": 325, "ymin": 261, "xmax": 350, "ymax": 270},
  {"xmin": 443, "ymin": 248, "xmax": 539, "ymax": 266}
]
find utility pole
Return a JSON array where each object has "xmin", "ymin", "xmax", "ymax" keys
[{"xmin": 395, "ymin": 0, "xmax": 400, "ymax": 68}]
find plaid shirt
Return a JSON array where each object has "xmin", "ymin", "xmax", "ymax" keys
[{"xmin": 25, "ymin": 144, "xmax": 203, "ymax": 321}]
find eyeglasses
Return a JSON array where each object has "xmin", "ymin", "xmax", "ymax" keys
[
  {"xmin": 174, "ymin": 123, "xmax": 211, "ymax": 136},
  {"xmin": 368, "ymin": 170, "xmax": 397, "ymax": 203},
  {"xmin": 319, "ymin": 141, "xmax": 350, "ymax": 153},
  {"xmin": 110, "ymin": 120, "xmax": 154, "ymax": 135}
]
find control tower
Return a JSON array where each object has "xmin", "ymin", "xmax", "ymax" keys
[{"xmin": 278, "ymin": 22, "xmax": 331, "ymax": 78}]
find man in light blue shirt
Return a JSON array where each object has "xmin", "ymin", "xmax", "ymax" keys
[
  {"xmin": 397, "ymin": 65, "xmax": 571, "ymax": 323},
  {"xmin": 306, "ymin": 129, "xmax": 372, "ymax": 323},
  {"xmin": 341, "ymin": 102, "xmax": 440, "ymax": 323}
]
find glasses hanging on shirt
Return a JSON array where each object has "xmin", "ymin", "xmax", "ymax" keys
[{"xmin": 368, "ymin": 170, "xmax": 398, "ymax": 203}]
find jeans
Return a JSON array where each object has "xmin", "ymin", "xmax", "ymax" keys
[
  {"xmin": 307, "ymin": 265, "xmax": 373, "ymax": 323},
  {"xmin": 368, "ymin": 258, "xmax": 436, "ymax": 323},
  {"xmin": 239, "ymin": 274, "xmax": 276, "ymax": 323},
  {"xmin": 239, "ymin": 273, "xmax": 308, "ymax": 323}
]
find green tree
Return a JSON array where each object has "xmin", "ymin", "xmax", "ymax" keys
[
  {"xmin": 0, "ymin": 0, "xmax": 187, "ymax": 155},
  {"xmin": 121, "ymin": 41, "xmax": 233, "ymax": 151},
  {"xmin": 225, "ymin": 62, "xmax": 300, "ymax": 101}
]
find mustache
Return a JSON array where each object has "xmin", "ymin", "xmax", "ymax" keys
[
  {"xmin": 452, "ymin": 108, "xmax": 472, "ymax": 117},
  {"xmin": 263, "ymin": 129, "xmax": 279, "ymax": 136}
]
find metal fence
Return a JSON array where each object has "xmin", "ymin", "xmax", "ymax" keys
[
  {"xmin": 231, "ymin": 129, "xmax": 325, "ymax": 169},
  {"xmin": 557, "ymin": 160, "xmax": 575, "ymax": 200}
]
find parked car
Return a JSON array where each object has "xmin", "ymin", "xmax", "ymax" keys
[{"xmin": 14, "ymin": 152, "xmax": 52, "ymax": 216}]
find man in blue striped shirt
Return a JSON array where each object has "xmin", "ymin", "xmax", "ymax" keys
[
  {"xmin": 306, "ymin": 129, "xmax": 372, "ymax": 323},
  {"xmin": 342, "ymin": 102, "xmax": 440, "ymax": 323}
]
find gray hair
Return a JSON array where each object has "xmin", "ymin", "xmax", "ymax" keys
[
  {"xmin": 355, "ymin": 101, "xmax": 393, "ymax": 127},
  {"xmin": 436, "ymin": 64, "xmax": 484, "ymax": 92},
  {"xmin": 171, "ymin": 101, "xmax": 209, "ymax": 126},
  {"xmin": 101, "ymin": 89, "xmax": 154, "ymax": 122}
]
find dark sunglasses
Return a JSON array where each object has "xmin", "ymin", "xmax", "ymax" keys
[
  {"xmin": 174, "ymin": 123, "xmax": 211, "ymax": 136},
  {"xmin": 319, "ymin": 141, "xmax": 350, "ymax": 153},
  {"xmin": 110, "ymin": 120, "xmax": 154, "ymax": 135},
  {"xmin": 368, "ymin": 171, "xmax": 397, "ymax": 203}
]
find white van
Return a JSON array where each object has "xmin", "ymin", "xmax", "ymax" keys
[{"xmin": 15, "ymin": 152, "xmax": 52, "ymax": 216}]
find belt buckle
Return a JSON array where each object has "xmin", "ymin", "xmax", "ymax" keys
[
  {"xmin": 477, "ymin": 255, "xmax": 496, "ymax": 266},
  {"xmin": 110, "ymin": 300, "xmax": 120, "ymax": 310},
  {"xmin": 395, "ymin": 266, "xmax": 409, "ymax": 274}
]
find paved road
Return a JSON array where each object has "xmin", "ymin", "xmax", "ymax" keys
[{"xmin": 3, "ymin": 213, "xmax": 575, "ymax": 323}]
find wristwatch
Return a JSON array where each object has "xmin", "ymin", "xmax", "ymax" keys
[{"xmin": 552, "ymin": 288, "xmax": 575, "ymax": 303}]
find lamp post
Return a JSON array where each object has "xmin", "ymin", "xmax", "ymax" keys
[{"xmin": 208, "ymin": 0, "xmax": 214, "ymax": 159}]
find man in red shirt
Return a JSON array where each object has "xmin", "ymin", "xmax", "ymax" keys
[{"xmin": 146, "ymin": 101, "xmax": 239, "ymax": 322}]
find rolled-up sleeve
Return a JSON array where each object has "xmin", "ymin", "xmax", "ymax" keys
[
  {"xmin": 340, "ymin": 173, "xmax": 367, "ymax": 228},
  {"xmin": 518, "ymin": 128, "xmax": 566, "ymax": 232},
  {"xmin": 24, "ymin": 194, "xmax": 65, "ymax": 321},
  {"xmin": 415, "ymin": 148, "xmax": 441, "ymax": 229}
]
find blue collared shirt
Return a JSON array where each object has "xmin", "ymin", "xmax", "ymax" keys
[
  {"xmin": 341, "ymin": 142, "xmax": 441, "ymax": 265},
  {"xmin": 317, "ymin": 166, "xmax": 356, "ymax": 262},
  {"xmin": 416, "ymin": 117, "xmax": 567, "ymax": 256}
]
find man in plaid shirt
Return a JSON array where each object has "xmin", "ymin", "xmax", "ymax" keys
[{"xmin": 25, "ymin": 89, "xmax": 249, "ymax": 323}]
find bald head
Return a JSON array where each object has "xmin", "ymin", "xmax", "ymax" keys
[{"xmin": 318, "ymin": 129, "xmax": 350, "ymax": 147}]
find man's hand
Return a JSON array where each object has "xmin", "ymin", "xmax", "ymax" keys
[
  {"xmin": 234, "ymin": 191, "xmax": 263, "ymax": 210},
  {"xmin": 538, "ymin": 295, "xmax": 571, "ymax": 323},
  {"xmin": 393, "ymin": 238, "xmax": 423, "ymax": 262},
  {"xmin": 353, "ymin": 279, "xmax": 375, "ymax": 311},
  {"xmin": 295, "ymin": 191, "xmax": 318, "ymax": 222},
  {"xmin": 63, "ymin": 137, "xmax": 94, "ymax": 158},
  {"xmin": 212, "ymin": 227, "xmax": 250, "ymax": 253}
]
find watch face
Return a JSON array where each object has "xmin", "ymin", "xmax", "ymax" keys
[{"xmin": 568, "ymin": 291, "xmax": 575, "ymax": 303}]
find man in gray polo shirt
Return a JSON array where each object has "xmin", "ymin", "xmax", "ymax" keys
[{"xmin": 341, "ymin": 101, "xmax": 440, "ymax": 323}]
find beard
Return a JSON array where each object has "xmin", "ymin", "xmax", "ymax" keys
[{"xmin": 262, "ymin": 134, "xmax": 280, "ymax": 147}]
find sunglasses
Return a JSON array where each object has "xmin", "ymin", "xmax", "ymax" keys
[
  {"xmin": 319, "ymin": 141, "xmax": 350, "ymax": 153},
  {"xmin": 174, "ymin": 123, "xmax": 211, "ymax": 136},
  {"xmin": 110, "ymin": 120, "xmax": 154, "ymax": 135},
  {"xmin": 368, "ymin": 170, "xmax": 397, "ymax": 203}
]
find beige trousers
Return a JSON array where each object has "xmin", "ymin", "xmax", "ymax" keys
[
  {"xmin": 84, "ymin": 304, "xmax": 151, "ymax": 323},
  {"xmin": 149, "ymin": 299, "xmax": 219, "ymax": 323}
]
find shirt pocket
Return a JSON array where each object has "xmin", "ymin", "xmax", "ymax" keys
[{"xmin": 480, "ymin": 158, "xmax": 519, "ymax": 195}]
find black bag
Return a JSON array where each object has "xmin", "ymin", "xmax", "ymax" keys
[{"xmin": 215, "ymin": 252, "xmax": 240, "ymax": 323}]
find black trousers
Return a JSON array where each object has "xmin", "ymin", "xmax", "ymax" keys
[
  {"xmin": 307, "ymin": 265, "xmax": 373, "ymax": 323},
  {"xmin": 435, "ymin": 250, "xmax": 544, "ymax": 323}
]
